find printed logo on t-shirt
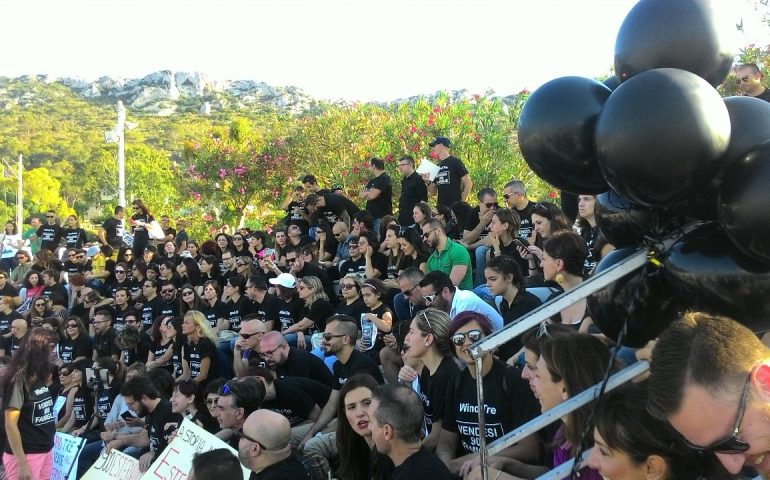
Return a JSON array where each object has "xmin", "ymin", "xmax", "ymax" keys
[
  {"xmin": 32, "ymin": 387, "xmax": 54, "ymax": 426},
  {"xmin": 435, "ymin": 166, "xmax": 451, "ymax": 186}
]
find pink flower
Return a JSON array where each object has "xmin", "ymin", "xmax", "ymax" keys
[
  {"xmin": 519, "ymin": 88, "xmax": 530, "ymax": 95},
  {"xmin": 190, "ymin": 191, "xmax": 202, "ymax": 201},
  {"xmin": 547, "ymin": 191, "xmax": 558, "ymax": 199},
  {"xmin": 433, "ymin": 106, "xmax": 441, "ymax": 113},
  {"xmin": 218, "ymin": 168, "xmax": 228, "ymax": 179},
  {"xmin": 427, "ymin": 114, "xmax": 435, "ymax": 126},
  {"xmin": 233, "ymin": 165, "xmax": 247, "ymax": 176},
  {"xmin": 473, "ymin": 94, "xmax": 481, "ymax": 101},
  {"xmin": 341, "ymin": 170, "xmax": 348, "ymax": 177},
  {"xmin": 409, "ymin": 125, "xmax": 417, "ymax": 133},
  {"xmin": 271, "ymin": 189, "xmax": 280, "ymax": 198},
  {"xmin": 352, "ymin": 166, "xmax": 359, "ymax": 174},
  {"xmin": 474, "ymin": 134, "xmax": 481, "ymax": 143},
  {"xmin": 410, "ymin": 144, "xmax": 420, "ymax": 153},
  {"xmin": 266, "ymin": 226, "xmax": 273, "ymax": 235},
  {"xmin": 385, "ymin": 154, "xmax": 394, "ymax": 162},
  {"xmin": 238, "ymin": 187, "xmax": 246, "ymax": 194},
  {"xmin": 203, "ymin": 213, "xmax": 213, "ymax": 222}
]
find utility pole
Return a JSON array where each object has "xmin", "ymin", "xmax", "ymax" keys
[
  {"xmin": 1, "ymin": 155, "xmax": 22, "ymax": 228},
  {"xmin": 117, "ymin": 101, "xmax": 126, "ymax": 209}
]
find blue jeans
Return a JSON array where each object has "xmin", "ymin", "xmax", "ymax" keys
[{"xmin": 474, "ymin": 245, "xmax": 490, "ymax": 287}]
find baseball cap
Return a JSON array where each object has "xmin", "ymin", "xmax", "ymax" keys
[
  {"xmin": 269, "ymin": 273, "xmax": 297, "ymax": 289},
  {"xmin": 429, "ymin": 136, "xmax": 451, "ymax": 148}
]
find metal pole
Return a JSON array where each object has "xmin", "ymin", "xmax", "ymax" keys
[
  {"xmin": 474, "ymin": 354, "xmax": 488, "ymax": 480},
  {"xmin": 117, "ymin": 101, "xmax": 126, "ymax": 209},
  {"xmin": 15, "ymin": 154, "xmax": 22, "ymax": 229}
]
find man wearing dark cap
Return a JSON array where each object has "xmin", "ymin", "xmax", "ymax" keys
[{"xmin": 424, "ymin": 137, "xmax": 472, "ymax": 208}]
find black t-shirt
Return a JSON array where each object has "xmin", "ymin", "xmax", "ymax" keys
[
  {"xmin": 419, "ymin": 356, "xmax": 460, "ymax": 435},
  {"xmin": 335, "ymin": 298, "xmax": 367, "ymax": 322},
  {"xmin": 122, "ymin": 332, "xmax": 152, "ymax": 366},
  {"xmin": 398, "ymin": 171, "xmax": 428, "ymax": 226},
  {"xmin": 515, "ymin": 201, "xmax": 536, "ymax": 240},
  {"xmin": 443, "ymin": 358, "xmax": 540, "ymax": 454},
  {"xmin": 94, "ymin": 328, "xmax": 121, "ymax": 358},
  {"xmin": 59, "ymin": 335, "xmax": 94, "ymax": 363},
  {"xmin": 302, "ymin": 299, "xmax": 335, "ymax": 334},
  {"xmin": 317, "ymin": 194, "xmax": 348, "ymax": 226},
  {"xmin": 249, "ymin": 455, "xmax": 310, "ymax": 480},
  {"xmin": 492, "ymin": 241, "xmax": 530, "ymax": 282},
  {"xmin": 151, "ymin": 339, "xmax": 184, "ymax": 377},
  {"xmin": 185, "ymin": 337, "xmax": 218, "ymax": 381},
  {"xmin": 225, "ymin": 295, "xmax": 250, "ymax": 332},
  {"xmin": 251, "ymin": 293, "xmax": 281, "ymax": 326},
  {"xmin": 0, "ymin": 283, "xmax": 18, "ymax": 299},
  {"xmin": 285, "ymin": 201, "xmax": 310, "ymax": 233},
  {"xmin": 62, "ymin": 228, "xmax": 87, "ymax": 249},
  {"xmin": 263, "ymin": 377, "xmax": 332, "ymax": 426},
  {"xmin": 276, "ymin": 347, "xmax": 334, "ymax": 387},
  {"xmin": 392, "ymin": 446, "xmax": 452, "ymax": 480},
  {"xmin": 365, "ymin": 172, "xmax": 393, "ymax": 218},
  {"xmin": 0, "ymin": 310, "xmax": 23, "ymax": 336},
  {"xmin": 435, "ymin": 156, "xmax": 469, "ymax": 208},
  {"xmin": 140, "ymin": 296, "xmax": 164, "ymax": 330},
  {"xmin": 63, "ymin": 260, "xmax": 90, "ymax": 276},
  {"xmin": 159, "ymin": 298, "xmax": 180, "ymax": 319},
  {"xmin": 755, "ymin": 88, "xmax": 770, "ymax": 103},
  {"xmin": 339, "ymin": 256, "xmax": 366, "ymax": 280},
  {"xmin": 146, "ymin": 399, "xmax": 182, "ymax": 460},
  {"xmin": 95, "ymin": 381, "xmax": 122, "ymax": 422},
  {"xmin": 277, "ymin": 297, "xmax": 306, "ymax": 332},
  {"xmin": 296, "ymin": 263, "xmax": 335, "ymax": 302},
  {"xmin": 3, "ymin": 381, "xmax": 56, "ymax": 454},
  {"xmin": 36, "ymin": 224, "xmax": 63, "ymax": 252},
  {"xmin": 202, "ymin": 300, "xmax": 228, "ymax": 330},
  {"xmin": 43, "ymin": 282, "xmax": 69, "ymax": 304},
  {"xmin": 464, "ymin": 207, "xmax": 492, "ymax": 241},
  {"xmin": 333, "ymin": 349, "xmax": 384, "ymax": 390},
  {"xmin": 102, "ymin": 217, "xmax": 124, "ymax": 246},
  {"xmin": 397, "ymin": 253, "xmax": 427, "ymax": 273}
]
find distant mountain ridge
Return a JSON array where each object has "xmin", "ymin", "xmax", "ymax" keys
[{"xmin": 0, "ymin": 70, "xmax": 526, "ymax": 116}]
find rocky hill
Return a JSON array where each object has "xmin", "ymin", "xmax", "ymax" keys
[{"xmin": 0, "ymin": 71, "xmax": 323, "ymax": 116}]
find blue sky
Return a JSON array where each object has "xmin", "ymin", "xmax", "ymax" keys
[{"xmin": 0, "ymin": 0, "xmax": 765, "ymax": 101}]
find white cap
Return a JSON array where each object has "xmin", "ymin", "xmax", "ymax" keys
[{"xmin": 268, "ymin": 273, "xmax": 296, "ymax": 289}]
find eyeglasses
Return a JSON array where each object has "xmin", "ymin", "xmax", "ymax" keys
[
  {"xmin": 340, "ymin": 283, "xmax": 356, "ymax": 290},
  {"xmin": 46, "ymin": 215, "xmax": 54, "ymax": 219},
  {"xmin": 161, "ymin": 289, "xmax": 175, "ymax": 294},
  {"xmin": 484, "ymin": 202, "xmax": 498, "ymax": 209},
  {"xmin": 92, "ymin": 319, "xmax": 108, "ymax": 325},
  {"xmin": 683, "ymin": 373, "xmax": 752, "ymax": 454},
  {"xmin": 76, "ymin": 255, "xmax": 85, "ymax": 259},
  {"xmin": 234, "ymin": 428, "xmax": 282, "ymax": 451},
  {"xmin": 423, "ymin": 293, "xmax": 436, "ymax": 305},
  {"xmin": 322, "ymin": 333, "xmax": 346, "ymax": 341},
  {"xmin": 451, "ymin": 329, "xmax": 483, "ymax": 346},
  {"xmin": 240, "ymin": 331, "xmax": 264, "ymax": 340},
  {"xmin": 59, "ymin": 370, "xmax": 71, "ymax": 376},
  {"xmin": 124, "ymin": 253, "xmax": 133, "ymax": 257},
  {"xmin": 222, "ymin": 256, "xmax": 232, "ymax": 261},
  {"xmin": 348, "ymin": 243, "xmax": 359, "ymax": 248},
  {"xmin": 205, "ymin": 397, "xmax": 219, "ymax": 406},
  {"xmin": 286, "ymin": 258, "xmax": 297, "ymax": 264},
  {"xmin": 422, "ymin": 229, "xmax": 437, "ymax": 239},
  {"xmin": 115, "ymin": 269, "xmax": 126, "ymax": 274},
  {"xmin": 67, "ymin": 254, "xmax": 76, "ymax": 258},
  {"xmin": 236, "ymin": 262, "xmax": 247, "ymax": 267},
  {"xmin": 401, "ymin": 285, "xmax": 418, "ymax": 297},
  {"xmin": 34, "ymin": 303, "xmax": 46, "ymax": 307},
  {"xmin": 182, "ymin": 291, "xmax": 194, "ymax": 296},
  {"xmin": 259, "ymin": 345, "xmax": 282, "ymax": 358},
  {"xmin": 66, "ymin": 323, "xmax": 78, "ymax": 328}
]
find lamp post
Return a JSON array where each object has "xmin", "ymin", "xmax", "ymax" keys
[
  {"xmin": 116, "ymin": 101, "xmax": 126, "ymax": 209},
  {"xmin": 1, "ymin": 155, "xmax": 22, "ymax": 229}
]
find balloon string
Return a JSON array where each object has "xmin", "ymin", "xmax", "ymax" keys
[{"xmin": 569, "ymin": 246, "xmax": 660, "ymax": 479}]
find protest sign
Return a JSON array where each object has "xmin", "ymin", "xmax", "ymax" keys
[
  {"xmin": 140, "ymin": 418, "xmax": 250, "ymax": 480},
  {"xmin": 82, "ymin": 448, "xmax": 142, "ymax": 480},
  {"xmin": 51, "ymin": 432, "xmax": 85, "ymax": 480}
]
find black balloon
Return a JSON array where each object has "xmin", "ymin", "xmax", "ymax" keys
[
  {"xmin": 614, "ymin": 0, "xmax": 734, "ymax": 87},
  {"xmin": 518, "ymin": 76, "xmax": 610, "ymax": 194},
  {"xmin": 588, "ymin": 248, "xmax": 680, "ymax": 347},
  {"xmin": 723, "ymin": 96, "xmax": 770, "ymax": 165},
  {"xmin": 595, "ymin": 68, "xmax": 731, "ymax": 207},
  {"xmin": 718, "ymin": 141, "xmax": 770, "ymax": 265},
  {"xmin": 602, "ymin": 76, "xmax": 621, "ymax": 91},
  {"xmin": 595, "ymin": 189, "xmax": 653, "ymax": 248},
  {"xmin": 664, "ymin": 223, "xmax": 770, "ymax": 332},
  {"xmin": 682, "ymin": 97, "xmax": 770, "ymax": 220}
]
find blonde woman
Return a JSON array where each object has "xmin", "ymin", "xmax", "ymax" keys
[
  {"xmin": 181, "ymin": 310, "xmax": 219, "ymax": 385},
  {"xmin": 285, "ymin": 276, "xmax": 335, "ymax": 350}
]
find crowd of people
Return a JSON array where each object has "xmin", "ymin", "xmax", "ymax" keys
[{"xmin": 0, "ymin": 134, "xmax": 761, "ymax": 480}]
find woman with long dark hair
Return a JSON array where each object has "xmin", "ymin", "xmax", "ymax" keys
[
  {"xmin": 170, "ymin": 379, "xmax": 218, "ymax": 433},
  {"xmin": 159, "ymin": 240, "xmax": 178, "ymax": 263},
  {"xmin": 576, "ymin": 195, "xmax": 599, "ymax": 275},
  {"xmin": 176, "ymin": 257, "xmax": 202, "ymax": 289},
  {"xmin": 200, "ymin": 280, "xmax": 228, "ymax": 336},
  {"xmin": 335, "ymin": 374, "xmax": 390, "ymax": 480},
  {"xmin": 411, "ymin": 202, "xmax": 432, "ymax": 230},
  {"xmin": 186, "ymin": 241, "xmax": 201, "ymax": 262},
  {"xmin": 58, "ymin": 317, "xmax": 93, "ymax": 365},
  {"xmin": 380, "ymin": 225, "xmax": 402, "ymax": 292},
  {"xmin": 129, "ymin": 199, "xmax": 154, "ymax": 256},
  {"xmin": 62, "ymin": 215, "xmax": 87, "ymax": 250},
  {"xmin": 179, "ymin": 284, "xmax": 206, "ymax": 317},
  {"xmin": 2, "ymin": 327, "xmax": 59, "ymax": 480},
  {"xmin": 197, "ymin": 255, "xmax": 221, "ymax": 294},
  {"xmin": 517, "ymin": 201, "xmax": 571, "ymax": 277},
  {"xmin": 129, "ymin": 260, "xmax": 147, "ymax": 301},
  {"xmin": 21, "ymin": 270, "xmax": 44, "ymax": 300},
  {"xmin": 213, "ymin": 233, "xmax": 232, "ymax": 259},
  {"xmin": 541, "ymin": 231, "xmax": 593, "ymax": 332},
  {"xmin": 396, "ymin": 228, "xmax": 429, "ymax": 273},
  {"xmin": 147, "ymin": 316, "xmax": 188, "ymax": 381}
]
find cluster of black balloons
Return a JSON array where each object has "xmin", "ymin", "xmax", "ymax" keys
[{"xmin": 517, "ymin": 0, "xmax": 770, "ymax": 346}]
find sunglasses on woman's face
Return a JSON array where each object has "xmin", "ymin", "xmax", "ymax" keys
[
  {"xmin": 205, "ymin": 398, "xmax": 219, "ymax": 406},
  {"xmin": 340, "ymin": 283, "xmax": 356, "ymax": 290},
  {"xmin": 451, "ymin": 329, "xmax": 483, "ymax": 347}
]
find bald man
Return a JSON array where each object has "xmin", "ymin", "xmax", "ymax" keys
[
  {"xmin": 238, "ymin": 409, "xmax": 309, "ymax": 479},
  {"xmin": 259, "ymin": 331, "xmax": 333, "ymax": 387},
  {"xmin": 6, "ymin": 318, "xmax": 27, "ymax": 356},
  {"xmin": 234, "ymin": 320, "xmax": 268, "ymax": 377}
]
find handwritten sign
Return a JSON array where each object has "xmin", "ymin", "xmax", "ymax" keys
[
  {"xmin": 82, "ymin": 448, "xmax": 142, "ymax": 480},
  {"xmin": 140, "ymin": 418, "xmax": 250, "ymax": 480},
  {"xmin": 51, "ymin": 432, "xmax": 85, "ymax": 480}
]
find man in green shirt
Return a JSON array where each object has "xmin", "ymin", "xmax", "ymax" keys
[
  {"xmin": 422, "ymin": 219, "xmax": 473, "ymax": 290},
  {"xmin": 22, "ymin": 216, "xmax": 41, "ymax": 256}
]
